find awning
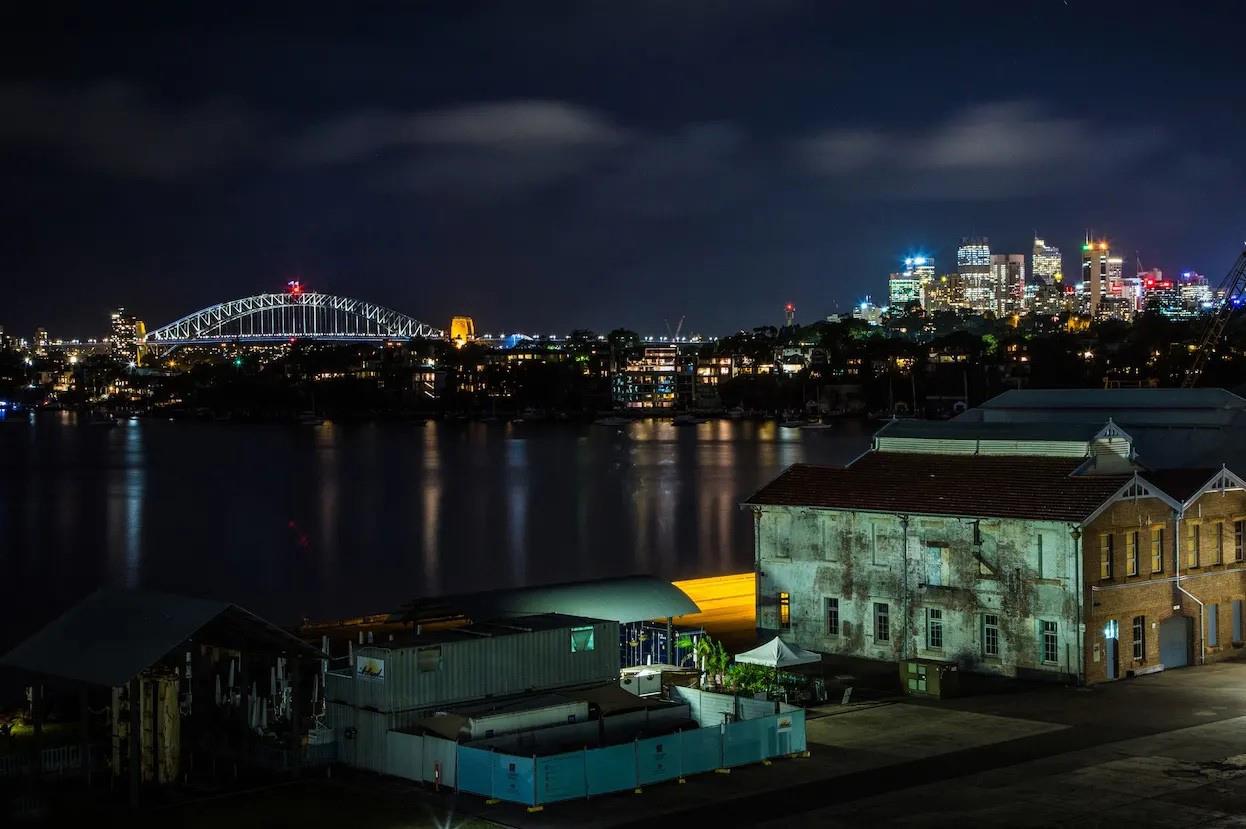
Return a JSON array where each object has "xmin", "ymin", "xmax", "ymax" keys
[{"xmin": 734, "ymin": 636, "xmax": 822, "ymax": 669}]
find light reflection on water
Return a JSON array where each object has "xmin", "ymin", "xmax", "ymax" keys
[{"xmin": 0, "ymin": 416, "xmax": 871, "ymax": 648}]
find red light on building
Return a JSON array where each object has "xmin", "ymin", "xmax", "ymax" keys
[
  {"xmin": 785, "ymin": 303, "xmax": 795, "ymax": 313},
  {"xmin": 287, "ymin": 280, "xmax": 304, "ymax": 296}
]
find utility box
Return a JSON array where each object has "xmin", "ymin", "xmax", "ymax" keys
[{"xmin": 899, "ymin": 659, "xmax": 959, "ymax": 699}]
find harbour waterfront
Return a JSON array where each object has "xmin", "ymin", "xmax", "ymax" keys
[{"xmin": 0, "ymin": 414, "xmax": 870, "ymax": 651}]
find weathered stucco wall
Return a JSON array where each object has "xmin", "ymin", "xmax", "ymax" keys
[{"xmin": 755, "ymin": 506, "xmax": 1082, "ymax": 680}]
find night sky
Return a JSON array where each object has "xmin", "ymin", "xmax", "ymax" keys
[{"xmin": 4, "ymin": 1, "xmax": 1245, "ymax": 338}]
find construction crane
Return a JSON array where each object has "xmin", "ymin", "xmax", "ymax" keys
[{"xmin": 1182, "ymin": 246, "xmax": 1246, "ymax": 387}]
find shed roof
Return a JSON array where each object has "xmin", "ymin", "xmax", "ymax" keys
[
  {"xmin": 368, "ymin": 613, "xmax": 611, "ymax": 651},
  {"xmin": 401, "ymin": 575, "xmax": 700, "ymax": 625},
  {"xmin": 745, "ymin": 453, "xmax": 1131, "ymax": 523},
  {"xmin": 0, "ymin": 589, "xmax": 322, "ymax": 687},
  {"xmin": 875, "ymin": 419, "xmax": 1106, "ymax": 442}
]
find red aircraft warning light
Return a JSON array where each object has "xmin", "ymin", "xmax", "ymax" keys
[{"xmin": 286, "ymin": 280, "xmax": 305, "ymax": 296}]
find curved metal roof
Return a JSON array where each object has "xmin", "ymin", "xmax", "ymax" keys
[{"xmin": 404, "ymin": 575, "xmax": 700, "ymax": 624}]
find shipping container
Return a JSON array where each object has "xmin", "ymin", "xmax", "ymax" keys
[{"xmin": 326, "ymin": 614, "xmax": 619, "ymax": 717}]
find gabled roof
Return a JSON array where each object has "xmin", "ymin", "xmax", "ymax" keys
[
  {"xmin": 1139, "ymin": 468, "xmax": 1224, "ymax": 503},
  {"xmin": 0, "ymin": 589, "xmax": 322, "ymax": 687},
  {"xmin": 745, "ymin": 453, "xmax": 1131, "ymax": 523},
  {"xmin": 978, "ymin": 388, "xmax": 1246, "ymax": 411}
]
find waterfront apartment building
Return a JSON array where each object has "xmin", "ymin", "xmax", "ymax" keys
[
  {"xmin": 746, "ymin": 389, "xmax": 1246, "ymax": 684},
  {"xmin": 612, "ymin": 346, "xmax": 693, "ymax": 409}
]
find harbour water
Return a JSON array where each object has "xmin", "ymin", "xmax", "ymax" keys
[{"xmin": 0, "ymin": 414, "xmax": 871, "ymax": 650}]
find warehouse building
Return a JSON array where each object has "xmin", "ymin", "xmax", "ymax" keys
[{"xmin": 745, "ymin": 389, "xmax": 1246, "ymax": 684}]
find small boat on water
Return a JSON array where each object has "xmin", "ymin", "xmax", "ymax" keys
[
  {"xmin": 673, "ymin": 414, "xmax": 708, "ymax": 426},
  {"xmin": 779, "ymin": 420, "xmax": 803, "ymax": 429},
  {"xmin": 725, "ymin": 406, "xmax": 746, "ymax": 419},
  {"xmin": 297, "ymin": 411, "xmax": 324, "ymax": 426},
  {"xmin": 801, "ymin": 421, "xmax": 835, "ymax": 430},
  {"xmin": 594, "ymin": 416, "xmax": 631, "ymax": 427}
]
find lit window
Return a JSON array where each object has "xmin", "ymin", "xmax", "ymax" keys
[
  {"xmin": 1099, "ymin": 534, "xmax": 1114, "ymax": 579},
  {"xmin": 570, "ymin": 626, "xmax": 596, "ymax": 653},
  {"xmin": 1127, "ymin": 531, "xmax": 1139, "ymax": 576},
  {"xmin": 778, "ymin": 592, "xmax": 791, "ymax": 630},
  {"xmin": 1151, "ymin": 527, "xmax": 1165, "ymax": 573}
]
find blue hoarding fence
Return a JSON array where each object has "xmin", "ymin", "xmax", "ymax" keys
[{"xmin": 458, "ymin": 708, "xmax": 806, "ymax": 807}]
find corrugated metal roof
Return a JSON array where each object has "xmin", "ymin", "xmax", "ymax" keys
[
  {"xmin": 979, "ymin": 388, "xmax": 1246, "ymax": 411},
  {"xmin": 391, "ymin": 613, "xmax": 611, "ymax": 649},
  {"xmin": 745, "ymin": 453, "xmax": 1130, "ymax": 522},
  {"xmin": 876, "ymin": 419, "xmax": 1105, "ymax": 442},
  {"xmin": 0, "ymin": 589, "xmax": 321, "ymax": 687},
  {"xmin": 403, "ymin": 575, "xmax": 700, "ymax": 624}
]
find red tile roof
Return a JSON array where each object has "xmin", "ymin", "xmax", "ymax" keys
[{"xmin": 745, "ymin": 452, "xmax": 1132, "ymax": 522}]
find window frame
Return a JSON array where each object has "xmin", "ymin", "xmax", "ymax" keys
[
  {"xmin": 1132, "ymin": 615, "xmax": 1145, "ymax": 660},
  {"xmin": 1041, "ymin": 620, "xmax": 1059, "ymax": 665},
  {"xmin": 778, "ymin": 592, "xmax": 791, "ymax": 630},
  {"xmin": 926, "ymin": 607, "xmax": 944, "ymax": 650},
  {"xmin": 570, "ymin": 625, "xmax": 596, "ymax": 653},
  {"xmin": 1188, "ymin": 523, "xmax": 1201, "ymax": 568},
  {"xmin": 825, "ymin": 597, "xmax": 840, "ymax": 637},
  {"xmin": 1151, "ymin": 526, "xmax": 1165, "ymax": 573},
  {"xmin": 874, "ymin": 602, "xmax": 890, "ymax": 642},
  {"xmin": 1099, "ymin": 533, "xmax": 1114, "ymax": 580},
  {"xmin": 983, "ymin": 613, "xmax": 1000, "ymax": 659},
  {"xmin": 1127, "ymin": 531, "xmax": 1139, "ymax": 577},
  {"xmin": 1214, "ymin": 522, "xmax": 1224, "ymax": 565},
  {"xmin": 1235, "ymin": 520, "xmax": 1245, "ymax": 562}
]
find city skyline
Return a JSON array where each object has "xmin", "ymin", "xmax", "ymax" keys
[{"xmin": 4, "ymin": 3, "xmax": 1245, "ymax": 336}]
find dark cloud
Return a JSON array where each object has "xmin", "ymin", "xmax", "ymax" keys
[
  {"xmin": 798, "ymin": 101, "xmax": 1168, "ymax": 200},
  {"xmin": 0, "ymin": 81, "xmax": 257, "ymax": 179}
]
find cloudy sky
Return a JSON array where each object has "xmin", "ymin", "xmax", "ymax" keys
[{"xmin": 3, "ymin": 1, "xmax": 1245, "ymax": 337}]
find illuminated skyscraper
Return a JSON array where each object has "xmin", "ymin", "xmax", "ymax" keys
[
  {"xmin": 957, "ymin": 237, "xmax": 992, "ymax": 313},
  {"xmin": 990, "ymin": 254, "xmax": 1026, "ymax": 315},
  {"xmin": 888, "ymin": 255, "xmax": 934, "ymax": 309},
  {"xmin": 109, "ymin": 307, "xmax": 144, "ymax": 364},
  {"xmin": 1031, "ymin": 237, "xmax": 1062, "ymax": 286},
  {"xmin": 1081, "ymin": 236, "xmax": 1111, "ymax": 316}
]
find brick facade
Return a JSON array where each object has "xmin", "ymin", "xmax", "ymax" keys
[{"xmin": 1082, "ymin": 489, "xmax": 1246, "ymax": 684}]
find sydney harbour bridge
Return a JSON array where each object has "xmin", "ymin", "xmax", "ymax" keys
[{"xmin": 142, "ymin": 282, "xmax": 446, "ymax": 354}]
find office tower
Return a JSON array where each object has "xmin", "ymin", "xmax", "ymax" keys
[
  {"xmin": 957, "ymin": 237, "xmax": 993, "ymax": 314},
  {"xmin": 1032, "ymin": 237, "xmax": 1062, "ymax": 286},
  {"xmin": 889, "ymin": 255, "xmax": 935, "ymax": 309},
  {"xmin": 990, "ymin": 254, "xmax": 1026, "ymax": 315},
  {"xmin": 1081, "ymin": 237, "xmax": 1111, "ymax": 316}
]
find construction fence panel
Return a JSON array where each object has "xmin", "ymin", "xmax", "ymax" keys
[
  {"xmin": 636, "ymin": 734, "xmax": 682, "ymax": 785},
  {"xmin": 456, "ymin": 747, "xmax": 495, "ymax": 797},
  {"xmin": 722, "ymin": 715, "xmax": 777, "ymax": 768},
  {"xmin": 536, "ymin": 751, "xmax": 587, "ymax": 803},
  {"xmin": 492, "ymin": 753, "xmax": 536, "ymax": 806},
  {"xmin": 738, "ymin": 696, "xmax": 779, "ymax": 720},
  {"xmin": 678, "ymin": 725, "xmax": 722, "ymax": 775},
  {"xmin": 583, "ymin": 742, "xmax": 636, "ymax": 796},
  {"xmin": 781, "ymin": 707, "xmax": 807, "ymax": 754},
  {"xmin": 420, "ymin": 735, "xmax": 457, "ymax": 788},
  {"xmin": 385, "ymin": 731, "xmax": 423, "ymax": 782}
]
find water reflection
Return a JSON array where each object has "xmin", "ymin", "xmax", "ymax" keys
[
  {"xmin": 506, "ymin": 438, "xmax": 529, "ymax": 583},
  {"xmin": 105, "ymin": 420, "xmax": 145, "ymax": 587},
  {"xmin": 421, "ymin": 422, "xmax": 441, "ymax": 592}
]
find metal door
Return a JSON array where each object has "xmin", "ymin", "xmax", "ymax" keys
[{"xmin": 1159, "ymin": 616, "xmax": 1191, "ymax": 669}]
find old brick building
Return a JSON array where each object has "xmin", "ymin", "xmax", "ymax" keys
[{"xmin": 746, "ymin": 390, "xmax": 1246, "ymax": 684}]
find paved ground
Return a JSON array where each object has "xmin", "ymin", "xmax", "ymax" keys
[{"xmin": 464, "ymin": 658, "xmax": 1246, "ymax": 828}]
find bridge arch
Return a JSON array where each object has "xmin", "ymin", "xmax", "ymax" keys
[{"xmin": 143, "ymin": 291, "xmax": 445, "ymax": 349}]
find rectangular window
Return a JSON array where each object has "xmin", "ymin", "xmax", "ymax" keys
[
  {"xmin": 1236, "ymin": 521, "xmax": 1245, "ymax": 562},
  {"xmin": 825, "ymin": 597, "xmax": 839, "ymax": 636},
  {"xmin": 1234, "ymin": 599, "xmax": 1243, "ymax": 643},
  {"xmin": 1188, "ymin": 524, "xmax": 1201, "ymax": 568},
  {"xmin": 417, "ymin": 646, "xmax": 442, "ymax": 673},
  {"xmin": 1151, "ymin": 527, "xmax": 1165, "ymax": 573},
  {"xmin": 927, "ymin": 608, "xmax": 944, "ymax": 650},
  {"xmin": 874, "ymin": 602, "xmax": 890, "ymax": 642},
  {"xmin": 1215, "ymin": 522, "xmax": 1224, "ymax": 565},
  {"xmin": 778, "ymin": 592, "xmax": 791, "ymax": 629},
  {"xmin": 570, "ymin": 625, "xmax": 596, "ymax": 653},
  {"xmin": 1099, "ymin": 534, "xmax": 1114, "ymax": 579},
  {"xmin": 1041, "ymin": 620, "xmax": 1058, "ymax": 664},
  {"xmin": 1132, "ymin": 616, "xmax": 1145, "ymax": 660},
  {"xmin": 983, "ymin": 614, "xmax": 1000, "ymax": 658},
  {"xmin": 1127, "ymin": 531, "xmax": 1139, "ymax": 576},
  {"xmin": 1208, "ymin": 604, "xmax": 1219, "ymax": 647}
]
